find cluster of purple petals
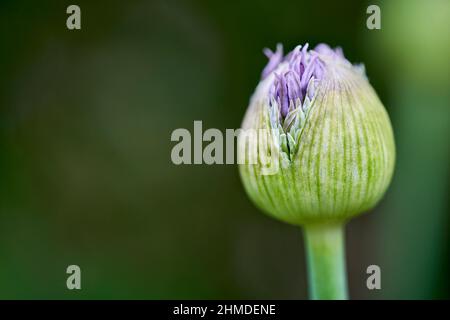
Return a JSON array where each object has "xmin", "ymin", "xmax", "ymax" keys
[{"xmin": 262, "ymin": 43, "xmax": 344, "ymax": 118}]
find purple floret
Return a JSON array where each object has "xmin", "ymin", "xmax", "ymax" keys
[
  {"xmin": 261, "ymin": 44, "xmax": 284, "ymax": 79},
  {"xmin": 262, "ymin": 43, "xmax": 345, "ymax": 118}
]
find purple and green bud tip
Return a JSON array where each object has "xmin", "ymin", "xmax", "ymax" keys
[{"xmin": 263, "ymin": 43, "xmax": 347, "ymax": 119}]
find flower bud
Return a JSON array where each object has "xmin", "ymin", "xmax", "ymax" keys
[{"xmin": 239, "ymin": 43, "xmax": 395, "ymax": 226}]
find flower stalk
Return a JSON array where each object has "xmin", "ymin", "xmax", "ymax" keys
[{"xmin": 304, "ymin": 223, "xmax": 348, "ymax": 300}]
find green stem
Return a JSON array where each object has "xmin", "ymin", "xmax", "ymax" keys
[{"xmin": 303, "ymin": 223, "xmax": 348, "ymax": 300}]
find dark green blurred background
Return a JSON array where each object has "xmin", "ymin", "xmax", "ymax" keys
[{"xmin": 0, "ymin": 0, "xmax": 448, "ymax": 299}]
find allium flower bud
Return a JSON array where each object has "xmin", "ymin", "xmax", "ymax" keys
[{"xmin": 239, "ymin": 43, "xmax": 395, "ymax": 226}]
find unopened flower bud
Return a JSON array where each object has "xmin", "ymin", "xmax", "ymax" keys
[{"xmin": 239, "ymin": 43, "xmax": 395, "ymax": 226}]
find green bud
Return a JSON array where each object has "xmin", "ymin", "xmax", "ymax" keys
[{"xmin": 239, "ymin": 43, "xmax": 395, "ymax": 226}]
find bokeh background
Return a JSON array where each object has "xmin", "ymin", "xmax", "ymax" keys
[{"xmin": 0, "ymin": 0, "xmax": 448, "ymax": 299}]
